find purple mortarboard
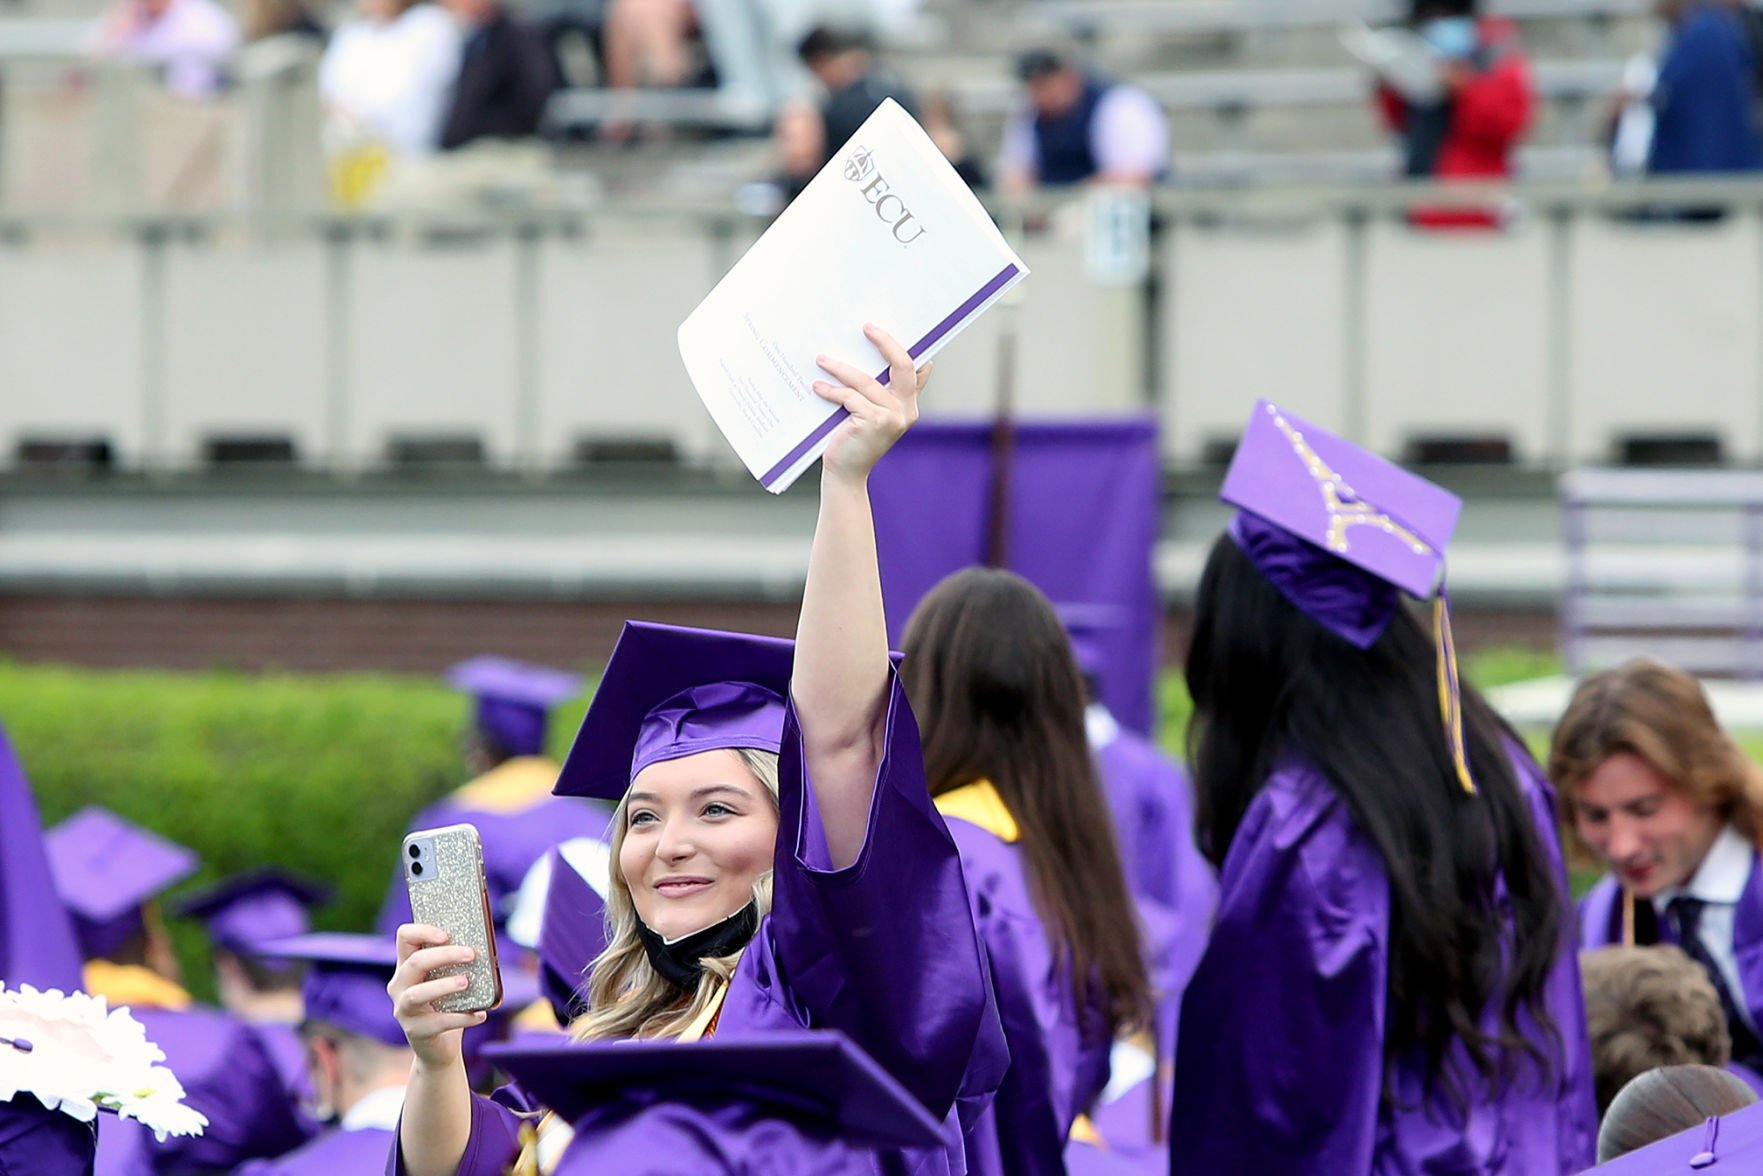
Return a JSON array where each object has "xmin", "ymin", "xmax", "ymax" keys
[
  {"xmin": 1057, "ymin": 603, "xmax": 1128, "ymax": 686},
  {"xmin": 0, "ymin": 723, "xmax": 84, "ymax": 993},
  {"xmin": 448, "ymin": 657, "xmax": 584, "ymax": 760},
  {"xmin": 552, "ymin": 623, "xmax": 795, "ymax": 802},
  {"xmin": 482, "ymin": 1031, "xmax": 945, "ymax": 1151},
  {"xmin": 1219, "ymin": 400, "xmax": 1476, "ymax": 793},
  {"xmin": 1590, "ymin": 1100, "xmax": 1763, "ymax": 1173},
  {"xmin": 44, "ymin": 807, "xmax": 198, "ymax": 960},
  {"xmin": 538, "ymin": 848, "xmax": 606, "ymax": 1024},
  {"xmin": 172, "ymin": 869, "xmax": 332, "ymax": 958},
  {"xmin": 256, "ymin": 932, "xmax": 406, "ymax": 1048}
]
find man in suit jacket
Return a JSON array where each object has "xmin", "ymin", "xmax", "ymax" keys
[{"xmin": 437, "ymin": 0, "xmax": 560, "ymax": 150}]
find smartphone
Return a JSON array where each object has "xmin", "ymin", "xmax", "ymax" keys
[{"xmin": 402, "ymin": 823, "xmax": 503, "ymax": 1014}]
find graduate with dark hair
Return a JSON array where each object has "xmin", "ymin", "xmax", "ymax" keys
[
  {"xmin": 902, "ymin": 567, "xmax": 1152, "ymax": 1173},
  {"xmin": 1169, "ymin": 401, "xmax": 1595, "ymax": 1173}
]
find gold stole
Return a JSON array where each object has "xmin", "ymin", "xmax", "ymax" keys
[
  {"xmin": 508, "ymin": 975, "xmax": 733, "ymax": 1176},
  {"xmin": 933, "ymin": 779, "xmax": 1021, "ymax": 843},
  {"xmin": 82, "ymin": 961, "xmax": 193, "ymax": 1010}
]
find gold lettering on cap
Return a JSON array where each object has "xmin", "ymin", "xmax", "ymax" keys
[{"xmin": 1268, "ymin": 408, "xmax": 1432, "ymax": 558}]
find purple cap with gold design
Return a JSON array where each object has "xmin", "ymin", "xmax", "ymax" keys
[
  {"xmin": 552, "ymin": 623, "xmax": 793, "ymax": 802},
  {"xmin": 45, "ymin": 807, "xmax": 198, "ymax": 960},
  {"xmin": 1219, "ymin": 400, "xmax": 1462, "ymax": 649},
  {"xmin": 448, "ymin": 657, "xmax": 584, "ymax": 759}
]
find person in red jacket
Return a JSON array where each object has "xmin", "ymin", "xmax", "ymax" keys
[{"xmin": 1373, "ymin": 0, "xmax": 1534, "ymax": 228}]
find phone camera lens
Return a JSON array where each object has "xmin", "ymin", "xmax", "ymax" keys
[
  {"xmin": 411, "ymin": 862, "xmax": 424, "ymax": 877},
  {"xmin": 408, "ymin": 844, "xmax": 421, "ymax": 859}
]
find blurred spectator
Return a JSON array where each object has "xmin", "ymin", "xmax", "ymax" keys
[
  {"xmin": 1371, "ymin": 0, "xmax": 1532, "ymax": 229},
  {"xmin": 1582, "ymin": 945, "xmax": 1734, "ymax": 1116},
  {"xmin": 1647, "ymin": 0, "xmax": 1763, "ymax": 176},
  {"xmin": 1597, "ymin": 1064, "xmax": 1758, "ymax": 1162},
  {"xmin": 764, "ymin": 98, "xmax": 825, "ymax": 205},
  {"xmin": 998, "ymin": 48, "xmax": 1168, "ymax": 193},
  {"xmin": 922, "ymin": 91, "xmax": 986, "ymax": 190},
  {"xmin": 601, "ymin": 0, "xmax": 695, "ymax": 93},
  {"xmin": 240, "ymin": 0, "xmax": 326, "ymax": 45},
  {"xmin": 436, "ymin": 0, "xmax": 562, "ymax": 150},
  {"xmin": 1606, "ymin": 54, "xmax": 1659, "ymax": 179},
  {"xmin": 796, "ymin": 25, "xmax": 913, "ymax": 162},
  {"xmin": 90, "ymin": 0, "xmax": 241, "ymax": 98},
  {"xmin": 319, "ymin": 0, "xmax": 461, "ymax": 157}
]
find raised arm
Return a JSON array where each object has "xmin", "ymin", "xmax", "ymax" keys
[{"xmin": 791, "ymin": 324, "xmax": 930, "ymax": 869}]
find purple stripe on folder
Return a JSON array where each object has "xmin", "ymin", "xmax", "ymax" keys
[{"xmin": 759, "ymin": 261, "xmax": 1022, "ymax": 489}]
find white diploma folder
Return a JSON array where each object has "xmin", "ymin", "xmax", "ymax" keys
[{"xmin": 677, "ymin": 99, "xmax": 1029, "ymax": 493}]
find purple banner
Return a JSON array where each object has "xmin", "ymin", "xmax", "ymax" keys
[{"xmin": 869, "ymin": 417, "xmax": 1163, "ymax": 736}]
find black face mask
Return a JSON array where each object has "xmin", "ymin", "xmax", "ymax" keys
[{"xmin": 634, "ymin": 900, "xmax": 761, "ymax": 990}]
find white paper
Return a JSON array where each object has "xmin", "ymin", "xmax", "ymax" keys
[
  {"xmin": 678, "ymin": 99, "xmax": 1029, "ymax": 493},
  {"xmin": 1339, "ymin": 23, "xmax": 1445, "ymax": 105}
]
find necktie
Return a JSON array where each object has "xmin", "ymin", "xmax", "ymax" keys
[{"xmin": 1668, "ymin": 896, "xmax": 1763, "ymax": 1066}]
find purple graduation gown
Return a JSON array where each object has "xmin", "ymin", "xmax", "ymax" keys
[
  {"xmin": 1, "ymin": 1097, "xmax": 96, "ymax": 1176},
  {"xmin": 236, "ymin": 1125, "xmax": 394, "ymax": 1175},
  {"xmin": 388, "ymin": 676, "xmax": 1007, "ymax": 1176},
  {"xmin": 1170, "ymin": 753, "xmax": 1597, "ymax": 1175},
  {"xmin": 94, "ymin": 1006, "xmax": 308, "ymax": 1176},
  {"xmin": 942, "ymin": 819, "xmax": 1114, "ymax": 1176},
  {"xmin": 377, "ymin": 763, "xmax": 614, "ymax": 934},
  {"xmin": 1092, "ymin": 724, "xmax": 1215, "ymax": 1059},
  {"xmin": 248, "ymin": 1021, "xmax": 318, "ymax": 1139}
]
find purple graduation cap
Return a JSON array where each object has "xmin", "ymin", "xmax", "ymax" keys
[
  {"xmin": 1219, "ymin": 399, "xmax": 1476, "ymax": 793},
  {"xmin": 481, "ymin": 1030, "xmax": 945, "ymax": 1160},
  {"xmin": 1057, "ymin": 603, "xmax": 1129, "ymax": 690},
  {"xmin": 0, "ymin": 722, "xmax": 84, "ymax": 993},
  {"xmin": 537, "ymin": 848, "xmax": 607, "ymax": 1024},
  {"xmin": 552, "ymin": 623, "xmax": 795, "ymax": 802},
  {"xmin": 447, "ymin": 656, "xmax": 584, "ymax": 760},
  {"xmin": 255, "ymin": 932, "xmax": 406, "ymax": 1047},
  {"xmin": 44, "ymin": 807, "xmax": 199, "ymax": 961},
  {"xmin": 1590, "ymin": 1100, "xmax": 1763, "ymax": 1173},
  {"xmin": 172, "ymin": 869, "xmax": 333, "ymax": 958}
]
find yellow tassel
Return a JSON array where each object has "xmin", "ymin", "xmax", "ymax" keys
[{"xmin": 1433, "ymin": 596, "xmax": 1477, "ymax": 795}]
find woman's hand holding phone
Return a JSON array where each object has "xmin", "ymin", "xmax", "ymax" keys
[{"xmin": 388, "ymin": 923, "xmax": 488, "ymax": 1072}]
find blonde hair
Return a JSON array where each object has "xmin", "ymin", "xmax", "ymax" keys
[
  {"xmin": 1550, "ymin": 659, "xmax": 1763, "ymax": 849},
  {"xmin": 1580, "ymin": 945, "xmax": 1731, "ymax": 1114},
  {"xmin": 571, "ymin": 748, "xmax": 780, "ymax": 1043}
]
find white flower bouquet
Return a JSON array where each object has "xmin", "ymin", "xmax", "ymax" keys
[{"xmin": 0, "ymin": 984, "xmax": 208, "ymax": 1141}]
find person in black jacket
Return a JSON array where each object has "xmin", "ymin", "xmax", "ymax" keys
[{"xmin": 437, "ymin": 0, "xmax": 561, "ymax": 149}]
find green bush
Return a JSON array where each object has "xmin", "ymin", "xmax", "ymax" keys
[{"xmin": 0, "ymin": 661, "xmax": 593, "ymax": 999}]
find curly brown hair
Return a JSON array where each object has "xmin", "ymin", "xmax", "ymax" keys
[{"xmin": 1580, "ymin": 945, "xmax": 1731, "ymax": 1115}]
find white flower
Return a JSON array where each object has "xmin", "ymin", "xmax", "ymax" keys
[{"xmin": 0, "ymin": 984, "xmax": 208, "ymax": 1141}]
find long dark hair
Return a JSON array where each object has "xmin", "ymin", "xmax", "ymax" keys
[
  {"xmin": 902, "ymin": 567, "xmax": 1151, "ymax": 1037},
  {"xmin": 1186, "ymin": 534, "xmax": 1567, "ymax": 1106}
]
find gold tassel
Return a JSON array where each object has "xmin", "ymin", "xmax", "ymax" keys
[{"xmin": 1433, "ymin": 596, "xmax": 1477, "ymax": 795}]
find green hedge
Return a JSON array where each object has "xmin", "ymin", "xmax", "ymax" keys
[{"xmin": 0, "ymin": 661, "xmax": 594, "ymax": 999}]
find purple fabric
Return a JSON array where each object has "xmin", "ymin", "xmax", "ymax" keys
[
  {"xmin": 631, "ymin": 682, "xmax": 788, "ymax": 781},
  {"xmin": 1219, "ymin": 399, "xmax": 1461, "ymax": 601},
  {"xmin": 538, "ymin": 849, "xmax": 605, "ymax": 1025},
  {"xmin": 1584, "ymin": 1099, "xmax": 1763, "ymax": 1174},
  {"xmin": 1087, "ymin": 1070, "xmax": 1169, "ymax": 1175},
  {"xmin": 1228, "ymin": 512, "xmax": 1400, "ymax": 650},
  {"xmin": 868, "ymin": 417, "xmax": 1162, "ymax": 736},
  {"xmin": 44, "ymin": 808, "xmax": 197, "ymax": 961},
  {"xmin": 1169, "ymin": 750, "xmax": 1597, "ymax": 1174},
  {"xmin": 942, "ymin": 820, "xmax": 1114, "ymax": 1175},
  {"xmin": 258, "ymin": 934, "xmax": 403, "ymax": 1047},
  {"xmin": 90, "ymin": 1007, "xmax": 308, "ymax": 1176},
  {"xmin": 235, "ymin": 1125, "xmax": 394, "ymax": 1175},
  {"xmin": 377, "ymin": 793, "xmax": 613, "ymax": 935},
  {"xmin": 247, "ymin": 1022, "xmax": 318, "ymax": 1140},
  {"xmin": 0, "ymin": 722, "xmax": 83, "ymax": 994},
  {"xmin": 0, "ymin": 1096, "xmax": 95, "ymax": 1176},
  {"xmin": 389, "ymin": 673, "xmax": 1007, "ymax": 1176}
]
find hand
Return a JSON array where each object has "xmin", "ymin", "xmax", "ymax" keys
[
  {"xmin": 812, "ymin": 324, "xmax": 933, "ymax": 485},
  {"xmin": 388, "ymin": 924, "xmax": 486, "ymax": 1072},
  {"xmin": 1441, "ymin": 61, "xmax": 1474, "ymax": 94}
]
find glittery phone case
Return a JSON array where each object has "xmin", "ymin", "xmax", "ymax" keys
[{"xmin": 403, "ymin": 823, "xmax": 503, "ymax": 1013}]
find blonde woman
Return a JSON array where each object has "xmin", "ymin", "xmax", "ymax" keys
[
  {"xmin": 1554, "ymin": 658, "xmax": 1763, "ymax": 1090},
  {"xmin": 386, "ymin": 325, "xmax": 1005, "ymax": 1175}
]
